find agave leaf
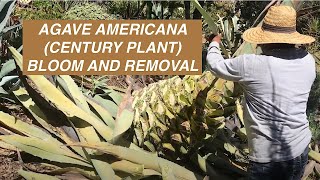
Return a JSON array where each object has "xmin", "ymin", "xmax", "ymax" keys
[
  {"xmin": 190, "ymin": 0, "xmax": 217, "ymax": 33},
  {"xmin": 0, "ymin": 86, "xmax": 8, "ymax": 94},
  {"xmin": 161, "ymin": 164, "xmax": 176, "ymax": 180},
  {"xmin": 224, "ymin": 142, "xmax": 244, "ymax": 158},
  {"xmin": 233, "ymin": 42, "xmax": 257, "ymax": 57},
  {"xmin": 0, "ymin": 0, "xmax": 16, "ymax": 32},
  {"xmin": 232, "ymin": 15, "xmax": 239, "ymax": 32},
  {"xmin": 223, "ymin": 19, "xmax": 232, "ymax": 50},
  {"xmin": 86, "ymin": 97, "xmax": 115, "ymax": 129},
  {"xmin": 9, "ymin": 46, "xmax": 22, "ymax": 67},
  {"xmin": 55, "ymin": 76, "xmax": 74, "ymax": 99},
  {"xmin": 144, "ymin": 141, "xmax": 156, "ymax": 152},
  {"xmin": 111, "ymin": 160, "xmax": 144, "ymax": 176},
  {"xmin": 48, "ymin": 166, "xmax": 98, "ymax": 180},
  {"xmin": 0, "ymin": 75, "xmax": 18, "ymax": 86},
  {"xmin": 95, "ymin": 161, "xmax": 116, "ymax": 180},
  {"xmin": 314, "ymin": 163, "xmax": 320, "ymax": 177},
  {"xmin": 282, "ymin": 0, "xmax": 304, "ymax": 9},
  {"xmin": 56, "ymin": 77, "xmax": 105, "ymax": 132},
  {"xmin": 0, "ymin": 111, "xmax": 54, "ymax": 140},
  {"xmin": 68, "ymin": 142, "xmax": 198, "ymax": 180},
  {"xmin": 0, "ymin": 135, "xmax": 91, "ymax": 167},
  {"xmin": 57, "ymin": 75, "xmax": 117, "ymax": 179},
  {"xmin": 143, "ymin": 169, "xmax": 162, "ymax": 177},
  {"xmin": 17, "ymin": 45, "xmax": 23, "ymax": 53},
  {"xmin": 191, "ymin": 0, "xmax": 229, "ymax": 57},
  {"xmin": 235, "ymin": 99, "xmax": 244, "ymax": 125},
  {"xmin": 18, "ymin": 169, "xmax": 60, "ymax": 180},
  {"xmin": 309, "ymin": 150, "xmax": 320, "ymax": 163},
  {"xmin": 12, "ymin": 87, "xmax": 86, "ymax": 157},
  {"xmin": 9, "ymin": 47, "xmax": 112, "ymax": 140},
  {"xmin": 63, "ymin": 123, "xmax": 116, "ymax": 180},
  {"xmin": 0, "ymin": 110, "xmax": 84, "ymax": 156},
  {"xmin": 12, "ymin": 87, "xmax": 59, "ymax": 136},
  {"xmin": 10, "ymin": 46, "xmax": 113, "ymax": 141},
  {"xmin": 99, "ymin": 88, "xmax": 123, "ymax": 105},
  {"xmin": 236, "ymin": 128, "xmax": 247, "ymax": 142},
  {"xmin": 0, "ymin": 59, "xmax": 16, "ymax": 79},
  {"xmin": 59, "ymin": 75, "xmax": 91, "ymax": 113},
  {"xmin": 92, "ymin": 94, "xmax": 118, "ymax": 118},
  {"xmin": 0, "ymin": 141, "xmax": 16, "ymax": 151},
  {"xmin": 193, "ymin": 154, "xmax": 219, "ymax": 178},
  {"xmin": 112, "ymin": 109, "xmax": 134, "ymax": 143},
  {"xmin": 2, "ymin": 23, "xmax": 21, "ymax": 34},
  {"xmin": 112, "ymin": 90, "xmax": 134, "ymax": 143},
  {"xmin": 69, "ymin": 120, "xmax": 117, "ymax": 178}
]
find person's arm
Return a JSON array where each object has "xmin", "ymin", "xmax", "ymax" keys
[{"xmin": 206, "ymin": 36, "xmax": 245, "ymax": 82}]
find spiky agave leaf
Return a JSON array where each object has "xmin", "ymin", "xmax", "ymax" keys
[{"xmin": 132, "ymin": 72, "xmax": 240, "ymax": 161}]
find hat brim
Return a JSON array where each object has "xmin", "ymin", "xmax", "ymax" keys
[{"xmin": 243, "ymin": 27, "xmax": 315, "ymax": 44}]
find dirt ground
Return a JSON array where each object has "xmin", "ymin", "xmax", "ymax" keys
[
  {"xmin": 0, "ymin": 149, "xmax": 21, "ymax": 180},
  {"xmin": 0, "ymin": 101, "xmax": 46, "ymax": 180}
]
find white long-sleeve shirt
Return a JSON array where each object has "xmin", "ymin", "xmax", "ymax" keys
[{"xmin": 207, "ymin": 41, "xmax": 316, "ymax": 163}]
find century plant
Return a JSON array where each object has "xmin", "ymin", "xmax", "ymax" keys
[
  {"xmin": 0, "ymin": 1, "xmax": 198, "ymax": 179},
  {"xmin": 3, "ymin": 46, "xmax": 200, "ymax": 180}
]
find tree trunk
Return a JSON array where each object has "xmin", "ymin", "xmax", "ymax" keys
[
  {"xmin": 134, "ymin": 1, "xmax": 146, "ymax": 19},
  {"xmin": 161, "ymin": 1, "xmax": 164, "ymax": 19},
  {"xmin": 147, "ymin": 1, "xmax": 152, "ymax": 19},
  {"xmin": 126, "ymin": 1, "xmax": 131, "ymax": 19},
  {"xmin": 193, "ymin": 0, "xmax": 204, "ymax": 19},
  {"xmin": 184, "ymin": 1, "xmax": 191, "ymax": 19}
]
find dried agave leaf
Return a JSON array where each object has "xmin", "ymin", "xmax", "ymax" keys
[
  {"xmin": 0, "ymin": 135, "xmax": 91, "ymax": 167},
  {"xmin": 302, "ymin": 160, "xmax": 315, "ymax": 180},
  {"xmin": 314, "ymin": 163, "xmax": 320, "ymax": 177},
  {"xmin": 68, "ymin": 142, "xmax": 198, "ymax": 180}
]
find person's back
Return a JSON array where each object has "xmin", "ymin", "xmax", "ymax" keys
[
  {"xmin": 206, "ymin": 5, "xmax": 316, "ymax": 180},
  {"xmin": 240, "ymin": 48, "xmax": 315, "ymax": 162}
]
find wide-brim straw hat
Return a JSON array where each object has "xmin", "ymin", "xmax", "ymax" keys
[{"xmin": 243, "ymin": 5, "xmax": 315, "ymax": 44}]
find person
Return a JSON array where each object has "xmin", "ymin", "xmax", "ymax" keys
[{"xmin": 207, "ymin": 5, "xmax": 316, "ymax": 180}]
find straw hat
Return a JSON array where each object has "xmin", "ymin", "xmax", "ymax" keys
[{"xmin": 243, "ymin": 5, "xmax": 315, "ymax": 44}]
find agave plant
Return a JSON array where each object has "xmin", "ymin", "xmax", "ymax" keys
[
  {"xmin": 2, "ymin": 46, "xmax": 200, "ymax": 180},
  {"xmin": 0, "ymin": 0, "xmax": 22, "ymax": 96}
]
